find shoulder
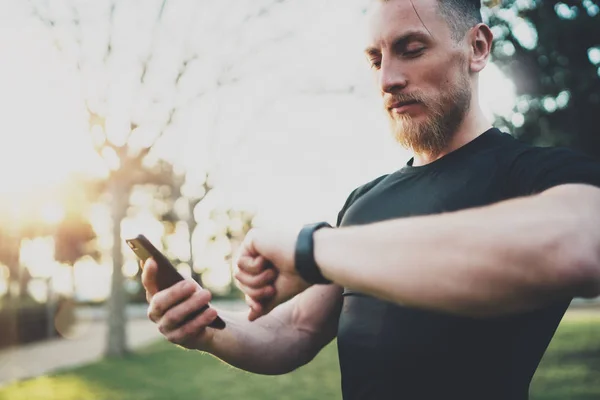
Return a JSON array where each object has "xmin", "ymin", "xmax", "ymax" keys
[
  {"xmin": 336, "ymin": 174, "xmax": 389, "ymax": 227},
  {"xmin": 345, "ymin": 174, "xmax": 389, "ymax": 206},
  {"xmin": 502, "ymin": 136, "xmax": 600, "ymax": 195}
]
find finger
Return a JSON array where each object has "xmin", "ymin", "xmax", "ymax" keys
[
  {"xmin": 238, "ymin": 229, "xmax": 260, "ymax": 258},
  {"xmin": 237, "ymin": 282, "xmax": 275, "ymax": 301},
  {"xmin": 141, "ymin": 258, "xmax": 159, "ymax": 299},
  {"xmin": 245, "ymin": 295, "xmax": 266, "ymax": 311},
  {"xmin": 247, "ymin": 298, "xmax": 270, "ymax": 322},
  {"xmin": 245, "ymin": 295, "xmax": 264, "ymax": 321},
  {"xmin": 235, "ymin": 267, "xmax": 276, "ymax": 289},
  {"xmin": 248, "ymin": 308, "xmax": 263, "ymax": 321},
  {"xmin": 237, "ymin": 255, "xmax": 268, "ymax": 275},
  {"xmin": 159, "ymin": 289, "xmax": 212, "ymax": 332},
  {"xmin": 166, "ymin": 307, "xmax": 219, "ymax": 346},
  {"xmin": 147, "ymin": 280, "xmax": 196, "ymax": 322}
]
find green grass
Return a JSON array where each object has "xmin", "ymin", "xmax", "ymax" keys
[
  {"xmin": 530, "ymin": 313, "xmax": 600, "ymax": 400},
  {"xmin": 1, "ymin": 313, "xmax": 599, "ymax": 400},
  {"xmin": 0, "ymin": 339, "xmax": 342, "ymax": 400}
]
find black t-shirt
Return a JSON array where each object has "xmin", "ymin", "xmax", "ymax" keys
[{"xmin": 335, "ymin": 128, "xmax": 600, "ymax": 400}]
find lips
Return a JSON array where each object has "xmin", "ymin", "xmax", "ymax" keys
[{"xmin": 388, "ymin": 100, "xmax": 419, "ymax": 113}]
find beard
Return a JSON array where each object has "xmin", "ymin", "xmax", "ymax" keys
[{"xmin": 388, "ymin": 73, "xmax": 472, "ymax": 157}]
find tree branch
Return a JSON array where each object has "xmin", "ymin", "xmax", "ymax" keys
[
  {"xmin": 28, "ymin": 0, "xmax": 54, "ymax": 27},
  {"xmin": 139, "ymin": 0, "xmax": 168, "ymax": 84},
  {"xmin": 68, "ymin": 0, "xmax": 83, "ymax": 71},
  {"xmin": 242, "ymin": 0, "xmax": 288, "ymax": 23},
  {"xmin": 103, "ymin": 1, "xmax": 116, "ymax": 64}
]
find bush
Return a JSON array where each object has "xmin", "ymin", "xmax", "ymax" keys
[{"xmin": 0, "ymin": 296, "xmax": 75, "ymax": 349}]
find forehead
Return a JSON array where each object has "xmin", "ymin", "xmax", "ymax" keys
[{"xmin": 366, "ymin": 0, "xmax": 447, "ymax": 47}]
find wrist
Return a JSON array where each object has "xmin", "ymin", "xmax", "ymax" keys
[
  {"xmin": 194, "ymin": 311, "xmax": 233, "ymax": 353},
  {"xmin": 295, "ymin": 222, "xmax": 333, "ymax": 284},
  {"xmin": 191, "ymin": 334, "xmax": 214, "ymax": 354},
  {"xmin": 313, "ymin": 227, "xmax": 334, "ymax": 283}
]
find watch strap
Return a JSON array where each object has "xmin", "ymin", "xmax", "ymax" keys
[{"xmin": 295, "ymin": 222, "xmax": 333, "ymax": 284}]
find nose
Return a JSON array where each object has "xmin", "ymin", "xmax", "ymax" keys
[{"xmin": 379, "ymin": 58, "xmax": 408, "ymax": 95}]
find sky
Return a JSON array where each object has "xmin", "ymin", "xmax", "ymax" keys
[{"xmin": 0, "ymin": 0, "xmax": 517, "ymax": 298}]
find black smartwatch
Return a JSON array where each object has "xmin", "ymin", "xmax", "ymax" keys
[{"xmin": 294, "ymin": 222, "xmax": 333, "ymax": 285}]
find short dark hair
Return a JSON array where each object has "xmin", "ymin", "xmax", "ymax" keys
[
  {"xmin": 377, "ymin": 0, "xmax": 483, "ymax": 41},
  {"xmin": 436, "ymin": 0, "xmax": 482, "ymax": 40}
]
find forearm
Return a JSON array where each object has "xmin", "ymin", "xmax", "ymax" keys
[
  {"xmin": 204, "ymin": 286, "xmax": 341, "ymax": 375},
  {"xmin": 315, "ymin": 184, "xmax": 600, "ymax": 317},
  {"xmin": 203, "ymin": 309, "xmax": 313, "ymax": 375}
]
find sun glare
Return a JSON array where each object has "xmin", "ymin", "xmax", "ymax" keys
[
  {"xmin": 121, "ymin": 213, "xmax": 165, "ymax": 245},
  {"xmin": 0, "ymin": 5, "xmax": 103, "ymax": 215},
  {"xmin": 122, "ymin": 260, "xmax": 140, "ymax": 279},
  {"xmin": 73, "ymin": 258, "xmax": 111, "ymax": 302},
  {"xmin": 0, "ymin": 1, "xmax": 520, "ymax": 307},
  {"xmin": 202, "ymin": 262, "xmax": 233, "ymax": 295},
  {"xmin": 480, "ymin": 63, "xmax": 517, "ymax": 122},
  {"xmin": 28, "ymin": 279, "xmax": 49, "ymax": 303},
  {"xmin": 20, "ymin": 237, "xmax": 56, "ymax": 279},
  {"xmin": 41, "ymin": 203, "xmax": 66, "ymax": 226}
]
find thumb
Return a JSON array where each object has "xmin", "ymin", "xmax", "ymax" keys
[
  {"xmin": 248, "ymin": 308, "xmax": 264, "ymax": 322},
  {"xmin": 141, "ymin": 258, "xmax": 159, "ymax": 298},
  {"xmin": 246, "ymin": 295, "xmax": 273, "ymax": 322}
]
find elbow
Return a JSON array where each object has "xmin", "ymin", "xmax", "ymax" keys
[
  {"xmin": 265, "ymin": 349, "xmax": 318, "ymax": 376},
  {"xmin": 569, "ymin": 254, "xmax": 600, "ymax": 299},
  {"xmin": 269, "ymin": 335, "xmax": 324, "ymax": 375},
  {"xmin": 540, "ymin": 184, "xmax": 600, "ymax": 299},
  {"xmin": 559, "ymin": 233, "xmax": 600, "ymax": 299}
]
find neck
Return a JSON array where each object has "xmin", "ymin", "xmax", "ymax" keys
[{"xmin": 411, "ymin": 97, "xmax": 491, "ymax": 167}]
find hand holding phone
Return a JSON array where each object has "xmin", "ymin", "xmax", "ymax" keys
[{"xmin": 126, "ymin": 234, "xmax": 226, "ymax": 330}]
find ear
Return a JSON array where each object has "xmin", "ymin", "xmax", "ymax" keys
[{"xmin": 469, "ymin": 23, "xmax": 493, "ymax": 73}]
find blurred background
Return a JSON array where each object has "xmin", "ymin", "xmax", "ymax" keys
[{"xmin": 0, "ymin": 0, "xmax": 599, "ymax": 399}]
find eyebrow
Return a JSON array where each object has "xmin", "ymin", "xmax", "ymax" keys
[{"xmin": 364, "ymin": 30, "xmax": 430, "ymax": 57}]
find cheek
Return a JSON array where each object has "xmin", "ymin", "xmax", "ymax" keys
[
  {"xmin": 420, "ymin": 50, "xmax": 468, "ymax": 91},
  {"xmin": 444, "ymin": 52, "xmax": 470, "ymax": 86},
  {"xmin": 407, "ymin": 58, "xmax": 454, "ymax": 100}
]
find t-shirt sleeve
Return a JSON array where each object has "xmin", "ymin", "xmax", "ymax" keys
[{"xmin": 507, "ymin": 145, "xmax": 600, "ymax": 196}]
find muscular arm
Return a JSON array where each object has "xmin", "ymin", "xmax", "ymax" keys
[
  {"xmin": 207, "ymin": 284, "xmax": 342, "ymax": 375},
  {"xmin": 314, "ymin": 184, "xmax": 600, "ymax": 317}
]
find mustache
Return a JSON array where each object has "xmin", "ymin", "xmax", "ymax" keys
[{"xmin": 384, "ymin": 92, "xmax": 428, "ymax": 110}]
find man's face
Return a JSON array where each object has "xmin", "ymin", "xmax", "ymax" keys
[{"xmin": 366, "ymin": 0, "xmax": 473, "ymax": 156}]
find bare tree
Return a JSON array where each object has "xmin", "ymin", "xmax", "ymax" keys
[{"xmin": 30, "ymin": 0, "xmax": 293, "ymax": 357}]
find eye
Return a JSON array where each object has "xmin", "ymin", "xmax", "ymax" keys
[
  {"xmin": 403, "ymin": 47, "xmax": 425, "ymax": 58},
  {"xmin": 369, "ymin": 59, "xmax": 382, "ymax": 70}
]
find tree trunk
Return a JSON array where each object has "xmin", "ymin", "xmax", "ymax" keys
[
  {"xmin": 105, "ymin": 182, "xmax": 129, "ymax": 357},
  {"xmin": 17, "ymin": 263, "xmax": 26, "ymax": 299},
  {"xmin": 70, "ymin": 266, "xmax": 77, "ymax": 299},
  {"xmin": 46, "ymin": 277, "xmax": 56, "ymax": 339},
  {"xmin": 6, "ymin": 272, "xmax": 17, "ymax": 302},
  {"xmin": 187, "ymin": 200, "xmax": 203, "ymax": 287}
]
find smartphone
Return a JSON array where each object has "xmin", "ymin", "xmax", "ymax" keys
[{"xmin": 126, "ymin": 234, "xmax": 226, "ymax": 330}]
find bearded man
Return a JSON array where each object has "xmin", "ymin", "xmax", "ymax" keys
[{"xmin": 143, "ymin": 1, "xmax": 600, "ymax": 398}]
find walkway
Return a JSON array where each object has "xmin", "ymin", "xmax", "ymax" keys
[{"xmin": 0, "ymin": 300, "xmax": 245, "ymax": 387}]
